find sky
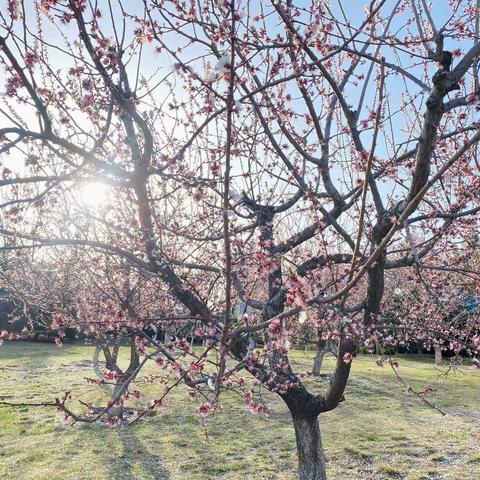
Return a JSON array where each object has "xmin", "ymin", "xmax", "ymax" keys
[{"xmin": 0, "ymin": 1, "xmax": 478, "ymax": 218}]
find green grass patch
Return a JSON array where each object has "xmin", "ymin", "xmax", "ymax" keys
[{"xmin": 0, "ymin": 342, "xmax": 479, "ymax": 479}]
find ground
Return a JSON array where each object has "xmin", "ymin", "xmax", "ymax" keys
[{"xmin": 0, "ymin": 342, "xmax": 479, "ymax": 480}]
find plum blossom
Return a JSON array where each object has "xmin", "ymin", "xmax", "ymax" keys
[
  {"xmin": 197, "ymin": 402, "xmax": 221, "ymax": 416},
  {"xmin": 343, "ymin": 353, "xmax": 353, "ymax": 364},
  {"xmin": 268, "ymin": 319, "xmax": 283, "ymax": 338}
]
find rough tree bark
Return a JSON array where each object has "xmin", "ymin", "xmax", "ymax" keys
[
  {"xmin": 276, "ymin": 338, "xmax": 355, "ymax": 480},
  {"xmin": 291, "ymin": 414, "xmax": 327, "ymax": 480}
]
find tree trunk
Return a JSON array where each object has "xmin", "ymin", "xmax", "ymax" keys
[
  {"xmin": 434, "ymin": 346, "xmax": 442, "ymax": 366},
  {"xmin": 292, "ymin": 414, "xmax": 327, "ymax": 480},
  {"xmin": 312, "ymin": 343, "xmax": 325, "ymax": 376},
  {"xmin": 312, "ymin": 340, "xmax": 328, "ymax": 377}
]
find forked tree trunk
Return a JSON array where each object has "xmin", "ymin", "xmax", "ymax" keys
[
  {"xmin": 292, "ymin": 414, "xmax": 327, "ymax": 480},
  {"xmin": 93, "ymin": 345, "xmax": 123, "ymax": 416},
  {"xmin": 92, "ymin": 340, "xmax": 140, "ymax": 418},
  {"xmin": 280, "ymin": 338, "xmax": 355, "ymax": 480}
]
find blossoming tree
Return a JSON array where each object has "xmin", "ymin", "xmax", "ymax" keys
[{"xmin": 1, "ymin": 1, "xmax": 480, "ymax": 478}]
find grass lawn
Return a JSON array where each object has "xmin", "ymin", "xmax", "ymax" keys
[{"xmin": 0, "ymin": 342, "xmax": 479, "ymax": 480}]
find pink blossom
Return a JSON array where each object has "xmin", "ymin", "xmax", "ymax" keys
[
  {"xmin": 343, "ymin": 353, "xmax": 353, "ymax": 364},
  {"xmin": 197, "ymin": 402, "xmax": 220, "ymax": 417},
  {"xmin": 268, "ymin": 319, "xmax": 284, "ymax": 338}
]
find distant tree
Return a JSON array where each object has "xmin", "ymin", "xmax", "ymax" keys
[
  {"xmin": 1, "ymin": 1, "xmax": 480, "ymax": 479},
  {"xmin": 1, "ymin": 248, "xmax": 178, "ymax": 417},
  {"xmin": 380, "ymin": 262, "xmax": 480, "ymax": 362}
]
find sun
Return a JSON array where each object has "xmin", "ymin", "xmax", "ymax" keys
[{"xmin": 77, "ymin": 181, "xmax": 110, "ymax": 209}]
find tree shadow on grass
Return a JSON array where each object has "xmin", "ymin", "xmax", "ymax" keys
[{"xmin": 111, "ymin": 426, "xmax": 171, "ymax": 480}]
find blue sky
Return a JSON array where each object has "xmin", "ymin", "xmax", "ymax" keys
[{"xmin": 0, "ymin": 0, "xmax": 478, "ymax": 212}]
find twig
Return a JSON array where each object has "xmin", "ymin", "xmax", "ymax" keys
[
  {"xmin": 341, "ymin": 57, "xmax": 385, "ymax": 310},
  {"xmin": 388, "ymin": 358, "xmax": 446, "ymax": 415}
]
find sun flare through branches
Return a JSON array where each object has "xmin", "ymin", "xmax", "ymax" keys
[{"xmin": 0, "ymin": 1, "xmax": 479, "ymax": 479}]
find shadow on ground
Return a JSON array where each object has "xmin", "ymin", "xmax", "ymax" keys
[{"xmin": 109, "ymin": 427, "xmax": 171, "ymax": 480}]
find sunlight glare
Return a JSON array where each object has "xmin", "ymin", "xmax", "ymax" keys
[{"xmin": 78, "ymin": 182, "xmax": 110, "ymax": 209}]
